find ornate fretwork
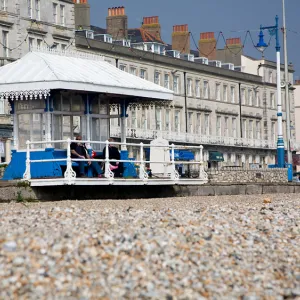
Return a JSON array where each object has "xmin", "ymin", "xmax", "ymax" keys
[{"xmin": 0, "ymin": 89, "xmax": 51, "ymax": 101}]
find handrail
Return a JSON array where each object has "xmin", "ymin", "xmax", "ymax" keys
[{"xmin": 22, "ymin": 139, "xmax": 208, "ymax": 182}]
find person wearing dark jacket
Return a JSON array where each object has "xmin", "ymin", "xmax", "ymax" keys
[
  {"xmin": 102, "ymin": 138, "xmax": 123, "ymax": 177},
  {"xmin": 71, "ymin": 135, "xmax": 103, "ymax": 178}
]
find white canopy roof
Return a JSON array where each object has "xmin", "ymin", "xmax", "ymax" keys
[{"xmin": 0, "ymin": 50, "xmax": 173, "ymax": 101}]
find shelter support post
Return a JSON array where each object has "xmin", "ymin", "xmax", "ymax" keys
[
  {"xmin": 10, "ymin": 102, "xmax": 18, "ymax": 150},
  {"xmin": 5, "ymin": 139, "xmax": 11, "ymax": 163},
  {"xmin": 45, "ymin": 96, "xmax": 52, "ymax": 148},
  {"xmin": 85, "ymin": 94, "xmax": 91, "ymax": 149}
]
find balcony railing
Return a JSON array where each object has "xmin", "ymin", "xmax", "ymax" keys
[{"xmin": 110, "ymin": 126, "xmax": 277, "ymax": 150}]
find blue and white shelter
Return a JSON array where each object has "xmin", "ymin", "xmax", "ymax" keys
[{"xmin": 0, "ymin": 49, "xmax": 208, "ymax": 186}]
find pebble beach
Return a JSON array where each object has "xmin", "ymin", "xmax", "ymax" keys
[{"xmin": 0, "ymin": 194, "xmax": 299, "ymax": 299}]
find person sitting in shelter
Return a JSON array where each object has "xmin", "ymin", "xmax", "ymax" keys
[
  {"xmin": 102, "ymin": 138, "xmax": 123, "ymax": 177},
  {"xmin": 70, "ymin": 135, "xmax": 103, "ymax": 178}
]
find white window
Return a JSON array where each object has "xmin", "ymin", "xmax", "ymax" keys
[
  {"xmin": 216, "ymin": 83, "xmax": 221, "ymax": 100},
  {"xmin": 187, "ymin": 78, "xmax": 192, "ymax": 96},
  {"xmin": 119, "ymin": 65, "xmax": 126, "ymax": 71},
  {"xmin": 173, "ymin": 76, "xmax": 179, "ymax": 93},
  {"xmin": 165, "ymin": 109, "xmax": 170, "ymax": 131},
  {"xmin": 28, "ymin": 37, "xmax": 34, "ymax": 51},
  {"xmin": 232, "ymin": 118, "xmax": 237, "ymax": 138},
  {"xmin": 270, "ymin": 92, "xmax": 275, "ymax": 108},
  {"xmin": 269, "ymin": 71, "xmax": 273, "ymax": 83},
  {"xmin": 248, "ymin": 89, "xmax": 253, "ymax": 106},
  {"xmin": 231, "ymin": 86, "xmax": 235, "ymax": 103},
  {"xmin": 1, "ymin": 0, "xmax": 7, "ymax": 11},
  {"xmin": 242, "ymin": 119, "xmax": 247, "ymax": 139},
  {"xmin": 196, "ymin": 113, "xmax": 201, "ymax": 134},
  {"xmin": 241, "ymin": 88, "xmax": 246, "ymax": 105},
  {"xmin": 195, "ymin": 80, "xmax": 200, "ymax": 97},
  {"xmin": 0, "ymin": 98, "xmax": 4, "ymax": 114},
  {"xmin": 203, "ymin": 81, "xmax": 209, "ymax": 99},
  {"xmin": 249, "ymin": 120, "xmax": 253, "ymax": 139},
  {"xmin": 2, "ymin": 30, "xmax": 8, "ymax": 57},
  {"xmin": 204, "ymin": 114, "xmax": 210, "ymax": 135},
  {"xmin": 164, "ymin": 74, "xmax": 170, "ymax": 89},
  {"xmin": 37, "ymin": 39, "xmax": 42, "ymax": 49},
  {"xmin": 224, "ymin": 117, "xmax": 229, "ymax": 137},
  {"xmin": 223, "ymin": 85, "xmax": 228, "ymax": 102},
  {"xmin": 141, "ymin": 107, "xmax": 148, "ymax": 130},
  {"xmin": 216, "ymin": 116, "xmax": 221, "ymax": 136},
  {"xmin": 28, "ymin": 0, "xmax": 33, "ymax": 18},
  {"xmin": 188, "ymin": 112, "xmax": 193, "ymax": 133},
  {"xmin": 53, "ymin": 3, "xmax": 58, "ymax": 24},
  {"xmin": 155, "ymin": 108, "xmax": 161, "ymax": 130},
  {"xmin": 35, "ymin": 0, "xmax": 40, "ymax": 20},
  {"xmin": 131, "ymin": 110, "xmax": 137, "ymax": 128},
  {"xmin": 130, "ymin": 67, "xmax": 136, "ymax": 76},
  {"xmin": 256, "ymin": 121, "xmax": 261, "ymax": 139},
  {"xmin": 140, "ymin": 69, "xmax": 146, "ymax": 79},
  {"xmin": 271, "ymin": 122, "xmax": 276, "ymax": 142},
  {"xmin": 255, "ymin": 90, "xmax": 259, "ymax": 106},
  {"xmin": 175, "ymin": 110, "xmax": 180, "ymax": 132},
  {"xmin": 60, "ymin": 5, "xmax": 65, "ymax": 25},
  {"xmin": 154, "ymin": 71, "xmax": 160, "ymax": 85}
]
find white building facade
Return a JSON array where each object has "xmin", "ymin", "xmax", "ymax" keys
[{"xmin": 0, "ymin": 0, "xmax": 75, "ymax": 161}]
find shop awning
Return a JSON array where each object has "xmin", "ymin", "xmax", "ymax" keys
[
  {"xmin": 209, "ymin": 151, "xmax": 224, "ymax": 162},
  {"xmin": 0, "ymin": 49, "xmax": 174, "ymax": 101}
]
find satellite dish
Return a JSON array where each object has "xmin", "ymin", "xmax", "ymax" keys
[{"xmin": 281, "ymin": 81, "xmax": 286, "ymax": 88}]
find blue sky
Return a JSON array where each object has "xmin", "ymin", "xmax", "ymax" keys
[{"xmin": 88, "ymin": 0, "xmax": 300, "ymax": 78}]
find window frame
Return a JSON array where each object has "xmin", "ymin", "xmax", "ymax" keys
[{"xmin": 53, "ymin": 3, "xmax": 58, "ymax": 24}]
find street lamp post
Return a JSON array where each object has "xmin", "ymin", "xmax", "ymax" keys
[
  {"xmin": 256, "ymin": 16, "xmax": 285, "ymax": 168},
  {"xmin": 282, "ymin": 0, "xmax": 292, "ymax": 164}
]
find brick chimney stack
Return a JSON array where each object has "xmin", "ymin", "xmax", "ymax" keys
[
  {"xmin": 294, "ymin": 80, "xmax": 300, "ymax": 85},
  {"xmin": 172, "ymin": 24, "xmax": 190, "ymax": 54},
  {"xmin": 106, "ymin": 6, "xmax": 128, "ymax": 39},
  {"xmin": 199, "ymin": 32, "xmax": 216, "ymax": 60},
  {"xmin": 141, "ymin": 16, "xmax": 161, "ymax": 40},
  {"xmin": 216, "ymin": 36, "xmax": 243, "ymax": 65},
  {"xmin": 73, "ymin": 0, "xmax": 90, "ymax": 30}
]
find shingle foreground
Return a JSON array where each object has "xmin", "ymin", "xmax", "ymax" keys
[{"xmin": 0, "ymin": 194, "xmax": 299, "ymax": 299}]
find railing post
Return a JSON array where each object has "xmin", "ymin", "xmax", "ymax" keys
[
  {"xmin": 199, "ymin": 145, "xmax": 208, "ymax": 181},
  {"xmin": 104, "ymin": 140, "xmax": 114, "ymax": 179},
  {"xmin": 23, "ymin": 140, "xmax": 31, "ymax": 180},
  {"xmin": 64, "ymin": 138, "xmax": 76, "ymax": 183},
  {"xmin": 139, "ymin": 142, "xmax": 148, "ymax": 181},
  {"xmin": 170, "ymin": 143, "xmax": 179, "ymax": 181}
]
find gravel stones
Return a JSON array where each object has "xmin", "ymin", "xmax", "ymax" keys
[{"xmin": 0, "ymin": 194, "xmax": 299, "ymax": 299}]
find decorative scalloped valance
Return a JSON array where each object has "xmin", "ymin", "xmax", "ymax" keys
[{"xmin": 0, "ymin": 89, "xmax": 51, "ymax": 101}]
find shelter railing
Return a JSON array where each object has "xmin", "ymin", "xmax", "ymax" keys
[{"xmin": 22, "ymin": 139, "xmax": 208, "ymax": 183}]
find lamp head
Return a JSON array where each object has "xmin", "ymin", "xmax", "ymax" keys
[{"xmin": 256, "ymin": 29, "xmax": 268, "ymax": 53}]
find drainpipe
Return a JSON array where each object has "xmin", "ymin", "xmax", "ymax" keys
[
  {"xmin": 183, "ymin": 71, "xmax": 188, "ymax": 133},
  {"xmin": 238, "ymin": 83, "xmax": 242, "ymax": 138}
]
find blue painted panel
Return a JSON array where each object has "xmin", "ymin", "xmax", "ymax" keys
[
  {"xmin": 3, "ymin": 149, "xmax": 62, "ymax": 180},
  {"xmin": 121, "ymin": 150, "xmax": 137, "ymax": 178}
]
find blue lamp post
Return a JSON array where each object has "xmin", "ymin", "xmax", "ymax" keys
[{"xmin": 256, "ymin": 16, "xmax": 285, "ymax": 168}]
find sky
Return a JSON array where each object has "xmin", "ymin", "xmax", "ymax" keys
[{"xmin": 88, "ymin": 0, "xmax": 300, "ymax": 79}]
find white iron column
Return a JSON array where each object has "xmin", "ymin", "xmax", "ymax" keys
[
  {"xmin": 120, "ymin": 101, "xmax": 128, "ymax": 150},
  {"xmin": 86, "ymin": 94, "xmax": 91, "ymax": 149},
  {"xmin": 13, "ymin": 110, "xmax": 19, "ymax": 150},
  {"xmin": 5, "ymin": 138, "xmax": 11, "ymax": 163},
  {"xmin": 45, "ymin": 96, "xmax": 52, "ymax": 148}
]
